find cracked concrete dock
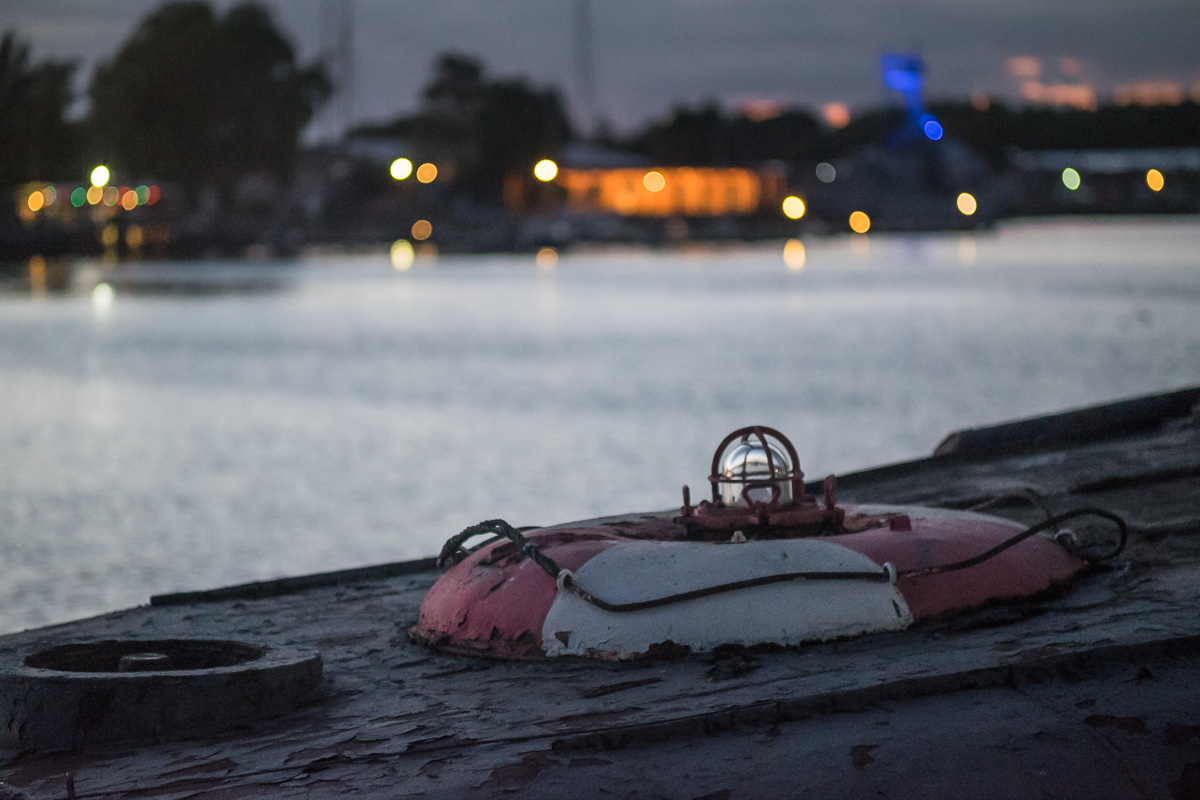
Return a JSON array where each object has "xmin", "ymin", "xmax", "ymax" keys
[{"xmin": 2, "ymin": 393, "xmax": 1199, "ymax": 798}]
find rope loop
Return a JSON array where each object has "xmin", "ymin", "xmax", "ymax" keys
[{"xmin": 437, "ymin": 519, "xmax": 563, "ymax": 578}]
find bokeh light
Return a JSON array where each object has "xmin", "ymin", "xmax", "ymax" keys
[
  {"xmin": 147, "ymin": 185, "xmax": 161, "ymax": 205},
  {"xmin": 957, "ymin": 236, "xmax": 977, "ymax": 266},
  {"xmin": 850, "ymin": 232, "xmax": 870, "ymax": 258},
  {"xmin": 411, "ymin": 219, "xmax": 433, "ymax": 240},
  {"xmin": 91, "ymin": 282, "xmax": 115, "ymax": 308},
  {"xmin": 822, "ymin": 102, "xmax": 851, "ymax": 128},
  {"xmin": 783, "ymin": 238, "xmax": 806, "ymax": 270},
  {"xmin": 29, "ymin": 255, "xmax": 46, "ymax": 293},
  {"xmin": 849, "ymin": 211, "xmax": 871, "ymax": 234},
  {"xmin": 90, "ymin": 166, "xmax": 110, "ymax": 187},
  {"xmin": 956, "ymin": 192, "xmax": 978, "ymax": 216},
  {"xmin": 121, "ymin": 190, "xmax": 138, "ymax": 210},
  {"xmin": 781, "ymin": 196, "xmax": 806, "ymax": 220},
  {"xmin": 390, "ymin": 158, "xmax": 413, "ymax": 180},
  {"xmin": 86, "ymin": 186, "xmax": 103, "ymax": 205},
  {"xmin": 416, "ymin": 163, "xmax": 438, "ymax": 183},
  {"xmin": 42, "ymin": 186, "xmax": 56, "ymax": 205},
  {"xmin": 1062, "ymin": 168, "xmax": 1081, "ymax": 190},
  {"xmin": 103, "ymin": 186, "xmax": 119, "ymax": 206},
  {"xmin": 533, "ymin": 160, "xmax": 558, "ymax": 182},
  {"xmin": 136, "ymin": 185, "xmax": 150, "ymax": 204},
  {"xmin": 643, "ymin": 170, "xmax": 666, "ymax": 192},
  {"xmin": 536, "ymin": 246, "xmax": 558, "ymax": 268},
  {"xmin": 125, "ymin": 225, "xmax": 144, "ymax": 249},
  {"xmin": 923, "ymin": 117, "xmax": 944, "ymax": 141},
  {"xmin": 815, "ymin": 162, "xmax": 836, "ymax": 183},
  {"xmin": 27, "ymin": 191, "xmax": 44, "ymax": 212},
  {"xmin": 71, "ymin": 187, "xmax": 86, "ymax": 207},
  {"xmin": 390, "ymin": 239, "xmax": 415, "ymax": 270},
  {"xmin": 1146, "ymin": 169, "xmax": 1164, "ymax": 192},
  {"xmin": 100, "ymin": 224, "xmax": 120, "ymax": 248}
]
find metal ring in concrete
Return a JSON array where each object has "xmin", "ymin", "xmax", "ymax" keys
[{"xmin": 0, "ymin": 639, "xmax": 323, "ymax": 753}]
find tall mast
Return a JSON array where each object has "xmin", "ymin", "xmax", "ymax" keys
[
  {"xmin": 320, "ymin": 0, "xmax": 355, "ymax": 141},
  {"xmin": 574, "ymin": 0, "xmax": 596, "ymax": 138}
]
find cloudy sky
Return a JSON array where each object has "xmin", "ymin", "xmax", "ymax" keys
[{"xmin": 6, "ymin": 0, "xmax": 1199, "ymax": 135}]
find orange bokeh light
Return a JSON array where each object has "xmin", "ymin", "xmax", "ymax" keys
[
  {"xmin": 416, "ymin": 163, "xmax": 438, "ymax": 183},
  {"xmin": 822, "ymin": 102, "xmax": 851, "ymax": 129}
]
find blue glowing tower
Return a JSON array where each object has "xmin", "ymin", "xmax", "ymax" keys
[{"xmin": 880, "ymin": 54, "xmax": 942, "ymax": 141}]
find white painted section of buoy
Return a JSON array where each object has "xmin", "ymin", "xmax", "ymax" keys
[{"xmin": 543, "ymin": 539, "xmax": 913, "ymax": 658}]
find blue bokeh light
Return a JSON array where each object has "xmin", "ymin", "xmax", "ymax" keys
[{"xmin": 922, "ymin": 117, "xmax": 944, "ymax": 141}]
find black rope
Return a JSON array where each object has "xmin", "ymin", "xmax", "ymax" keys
[
  {"xmin": 564, "ymin": 568, "xmax": 893, "ymax": 613},
  {"xmin": 439, "ymin": 508, "xmax": 1127, "ymax": 614},
  {"xmin": 898, "ymin": 507, "xmax": 1126, "ymax": 578},
  {"xmin": 967, "ymin": 489, "xmax": 1057, "ymax": 529},
  {"xmin": 437, "ymin": 519, "xmax": 563, "ymax": 576}
]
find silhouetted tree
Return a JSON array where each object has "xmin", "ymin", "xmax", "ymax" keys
[
  {"xmin": 728, "ymin": 110, "xmax": 826, "ymax": 163},
  {"xmin": 421, "ymin": 53, "xmax": 486, "ymax": 122},
  {"xmin": 924, "ymin": 101, "xmax": 1200, "ymax": 167},
  {"xmin": 88, "ymin": 2, "xmax": 328, "ymax": 195},
  {"xmin": 356, "ymin": 52, "xmax": 570, "ymax": 202},
  {"xmin": 630, "ymin": 104, "xmax": 727, "ymax": 165},
  {"xmin": 627, "ymin": 104, "xmax": 826, "ymax": 165},
  {"xmin": 473, "ymin": 79, "xmax": 570, "ymax": 195},
  {"xmin": 0, "ymin": 31, "xmax": 77, "ymax": 186}
]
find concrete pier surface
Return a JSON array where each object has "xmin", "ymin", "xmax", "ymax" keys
[{"xmin": 2, "ymin": 389, "xmax": 1199, "ymax": 798}]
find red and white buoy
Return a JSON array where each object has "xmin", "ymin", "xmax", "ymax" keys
[{"xmin": 411, "ymin": 427, "xmax": 1123, "ymax": 660}]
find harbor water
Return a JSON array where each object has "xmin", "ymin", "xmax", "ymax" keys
[{"xmin": 2, "ymin": 218, "xmax": 1199, "ymax": 633}]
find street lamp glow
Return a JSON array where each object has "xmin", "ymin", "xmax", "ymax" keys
[
  {"xmin": 783, "ymin": 238, "xmax": 806, "ymax": 270},
  {"xmin": 781, "ymin": 196, "xmax": 806, "ymax": 220},
  {"xmin": 956, "ymin": 192, "xmax": 977, "ymax": 216},
  {"xmin": 411, "ymin": 219, "xmax": 433, "ymax": 240},
  {"xmin": 390, "ymin": 158, "xmax": 413, "ymax": 180},
  {"xmin": 1062, "ymin": 168, "xmax": 1081, "ymax": 190},
  {"xmin": 91, "ymin": 282, "xmax": 115, "ymax": 308},
  {"xmin": 643, "ymin": 170, "xmax": 666, "ymax": 192},
  {"xmin": 1146, "ymin": 169, "xmax": 1164, "ymax": 192},
  {"xmin": 849, "ymin": 211, "xmax": 871, "ymax": 234},
  {"xmin": 390, "ymin": 239, "xmax": 415, "ymax": 270},
  {"xmin": 90, "ymin": 165, "xmax": 110, "ymax": 187},
  {"xmin": 533, "ymin": 159, "xmax": 558, "ymax": 181},
  {"xmin": 416, "ymin": 163, "xmax": 438, "ymax": 183}
]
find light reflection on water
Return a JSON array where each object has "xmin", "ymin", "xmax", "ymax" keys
[{"xmin": 1, "ymin": 219, "xmax": 1199, "ymax": 633}]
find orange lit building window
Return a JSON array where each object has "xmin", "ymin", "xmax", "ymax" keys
[{"xmin": 551, "ymin": 167, "xmax": 778, "ymax": 217}]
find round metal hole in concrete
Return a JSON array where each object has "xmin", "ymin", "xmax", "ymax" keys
[
  {"xmin": 24, "ymin": 639, "xmax": 266, "ymax": 673},
  {"xmin": 0, "ymin": 639, "xmax": 323, "ymax": 753}
]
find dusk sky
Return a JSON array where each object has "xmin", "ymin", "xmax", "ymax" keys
[{"xmin": 6, "ymin": 0, "xmax": 1200, "ymax": 136}]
